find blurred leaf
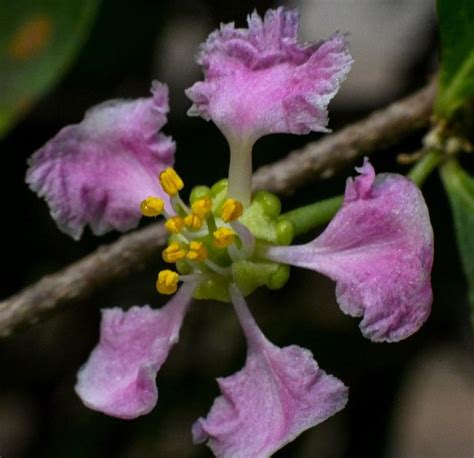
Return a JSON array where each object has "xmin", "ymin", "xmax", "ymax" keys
[
  {"xmin": 435, "ymin": 0, "xmax": 474, "ymax": 119},
  {"xmin": 440, "ymin": 159, "xmax": 474, "ymax": 322},
  {"xmin": 0, "ymin": 0, "xmax": 99, "ymax": 138}
]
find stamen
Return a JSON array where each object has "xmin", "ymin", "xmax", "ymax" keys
[
  {"xmin": 231, "ymin": 221, "xmax": 256, "ymax": 257},
  {"xmin": 213, "ymin": 227, "xmax": 235, "ymax": 248},
  {"xmin": 220, "ymin": 198, "xmax": 243, "ymax": 222},
  {"xmin": 205, "ymin": 259, "xmax": 232, "ymax": 276},
  {"xmin": 172, "ymin": 194, "xmax": 191, "ymax": 215},
  {"xmin": 186, "ymin": 241, "xmax": 208, "ymax": 262},
  {"xmin": 159, "ymin": 168, "xmax": 184, "ymax": 196},
  {"xmin": 162, "ymin": 242, "xmax": 187, "ymax": 263},
  {"xmin": 184, "ymin": 213, "xmax": 203, "ymax": 231},
  {"xmin": 165, "ymin": 216, "xmax": 185, "ymax": 234},
  {"xmin": 228, "ymin": 243, "xmax": 244, "ymax": 261},
  {"xmin": 140, "ymin": 196, "xmax": 164, "ymax": 217},
  {"xmin": 156, "ymin": 270, "xmax": 179, "ymax": 295},
  {"xmin": 179, "ymin": 273, "xmax": 204, "ymax": 282},
  {"xmin": 191, "ymin": 197, "xmax": 213, "ymax": 218}
]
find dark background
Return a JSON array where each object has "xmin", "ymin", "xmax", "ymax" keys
[{"xmin": 0, "ymin": 0, "xmax": 472, "ymax": 457}]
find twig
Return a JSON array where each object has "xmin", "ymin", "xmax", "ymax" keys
[
  {"xmin": 0, "ymin": 224, "xmax": 168, "ymax": 336},
  {"xmin": 0, "ymin": 81, "xmax": 436, "ymax": 336}
]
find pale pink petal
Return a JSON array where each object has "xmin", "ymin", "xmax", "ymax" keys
[
  {"xmin": 186, "ymin": 7, "xmax": 352, "ymax": 144},
  {"xmin": 193, "ymin": 285, "xmax": 348, "ymax": 457},
  {"xmin": 265, "ymin": 160, "xmax": 434, "ymax": 342},
  {"xmin": 75, "ymin": 283, "xmax": 194, "ymax": 419},
  {"xmin": 26, "ymin": 82, "xmax": 175, "ymax": 240}
]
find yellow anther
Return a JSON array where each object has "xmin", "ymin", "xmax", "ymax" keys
[
  {"xmin": 140, "ymin": 196, "xmax": 165, "ymax": 217},
  {"xmin": 162, "ymin": 242, "xmax": 187, "ymax": 263},
  {"xmin": 159, "ymin": 168, "xmax": 184, "ymax": 196},
  {"xmin": 156, "ymin": 270, "xmax": 179, "ymax": 295},
  {"xmin": 186, "ymin": 241, "xmax": 208, "ymax": 262},
  {"xmin": 191, "ymin": 197, "xmax": 213, "ymax": 218},
  {"xmin": 213, "ymin": 227, "xmax": 236, "ymax": 248},
  {"xmin": 220, "ymin": 198, "xmax": 243, "ymax": 222},
  {"xmin": 165, "ymin": 216, "xmax": 184, "ymax": 233},
  {"xmin": 184, "ymin": 213, "xmax": 203, "ymax": 231}
]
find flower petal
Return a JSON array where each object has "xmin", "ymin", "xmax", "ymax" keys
[
  {"xmin": 75, "ymin": 283, "xmax": 194, "ymax": 419},
  {"xmin": 265, "ymin": 160, "xmax": 434, "ymax": 342},
  {"xmin": 26, "ymin": 82, "xmax": 175, "ymax": 240},
  {"xmin": 193, "ymin": 285, "xmax": 348, "ymax": 457},
  {"xmin": 186, "ymin": 7, "xmax": 352, "ymax": 144}
]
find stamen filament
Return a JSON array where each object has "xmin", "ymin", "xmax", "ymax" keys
[
  {"xmin": 231, "ymin": 221, "xmax": 255, "ymax": 257},
  {"xmin": 228, "ymin": 243, "xmax": 244, "ymax": 262},
  {"xmin": 171, "ymin": 195, "xmax": 189, "ymax": 217},
  {"xmin": 206, "ymin": 214, "xmax": 217, "ymax": 234},
  {"xmin": 204, "ymin": 259, "xmax": 232, "ymax": 276},
  {"xmin": 179, "ymin": 274, "xmax": 203, "ymax": 282},
  {"xmin": 174, "ymin": 194, "xmax": 191, "ymax": 214},
  {"xmin": 176, "ymin": 232, "xmax": 191, "ymax": 244}
]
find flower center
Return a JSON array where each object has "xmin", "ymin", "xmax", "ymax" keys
[{"xmin": 141, "ymin": 168, "xmax": 294, "ymax": 301}]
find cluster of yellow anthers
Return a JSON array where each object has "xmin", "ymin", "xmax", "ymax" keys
[{"xmin": 140, "ymin": 168, "xmax": 244, "ymax": 295}]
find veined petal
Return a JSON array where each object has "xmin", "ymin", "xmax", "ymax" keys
[
  {"xmin": 193, "ymin": 285, "xmax": 348, "ymax": 457},
  {"xmin": 26, "ymin": 82, "xmax": 175, "ymax": 240},
  {"xmin": 186, "ymin": 7, "xmax": 352, "ymax": 144},
  {"xmin": 265, "ymin": 160, "xmax": 434, "ymax": 342},
  {"xmin": 75, "ymin": 283, "xmax": 194, "ymax": 419}
]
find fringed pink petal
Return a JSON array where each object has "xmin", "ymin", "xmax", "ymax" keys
[
  {"xmin": 186, "ymin": 7, "xmax": 352, "ymax": 144},
  {"xmin": 26, "ymin": 82, "xmax": 175, "ymax": 240},
  {"xmin": 75, "ymin": 284, "xmax": 194, "ymax": 419},
  {"xmin": 265, "ymin": 160, "xmax": 434, "ymax": 342},
  {"xmin": 193, "ymin": 286, "xmax": 348, "ymax": 457}
]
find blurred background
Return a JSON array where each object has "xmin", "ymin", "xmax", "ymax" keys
[{"xmin": 0, "ymin": 0, "xmax": 473, "ymax": 457}]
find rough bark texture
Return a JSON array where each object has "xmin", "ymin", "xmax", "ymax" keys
[{"xmin": 0, "ymin": 81, "xmax": 436, "ymax": 336}]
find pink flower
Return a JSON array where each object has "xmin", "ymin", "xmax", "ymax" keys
[
  {"xmin": 264, "ymin": 160, "xmax": 434, "ymax": 342},
  {"xmin": 26, "ymin": 82, "xmax": 175, "ymax": 240},
  {"xmin": 25, "ymin": 6, "xmax": 434, "ymax": 455}
]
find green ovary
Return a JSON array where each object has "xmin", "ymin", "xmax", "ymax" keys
[{"xmin": 173, "ymin": 179, "xmax": 294, "ymax": 302}]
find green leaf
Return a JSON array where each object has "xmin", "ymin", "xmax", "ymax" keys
[
  {"xmin": 435, "ymin": 0, "xmax": 474, "ymax": 119},
  {"xmin": 440, "ymin": 159, "xmax": 474, "ymax": 322},
  {"xmin": 0, "ymin": 0, "xmax": 99, "ymax": 138}
]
